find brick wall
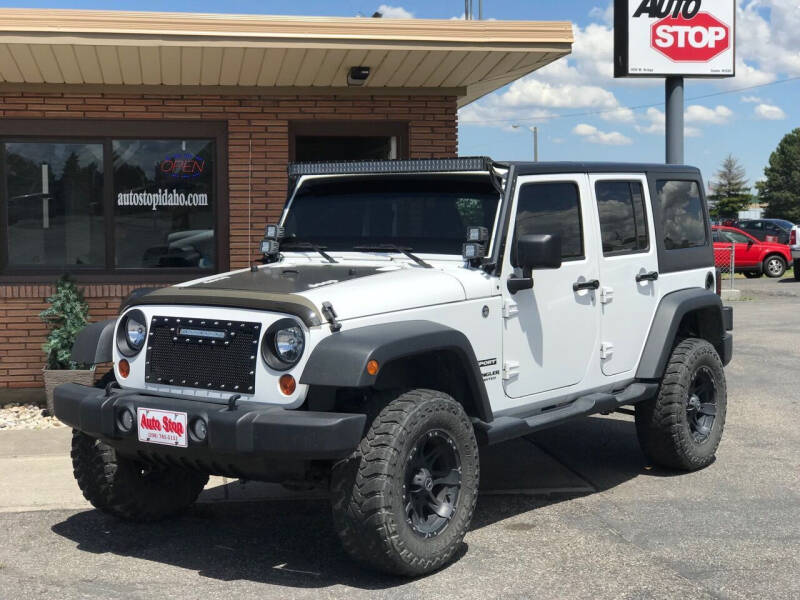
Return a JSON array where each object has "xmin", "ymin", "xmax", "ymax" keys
[{"xmin": 0, "ymin": 91, "xmax": 459, "ymax": 389}]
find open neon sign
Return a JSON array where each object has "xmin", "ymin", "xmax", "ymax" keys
[{"xmin": 160, "ymin": 152, "xmax": 206, "ymax": 179}]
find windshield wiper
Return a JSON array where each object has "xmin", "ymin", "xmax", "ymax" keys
[
  {"xmin": 352, "ymin": 245, "xmax": 432, "ymax": 268},
  {"xmin": 280, "ymin": 241, "xmax": 338, "ymax": 264}
]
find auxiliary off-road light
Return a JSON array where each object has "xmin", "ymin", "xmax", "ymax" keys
[
  {"xmin": 466, "ymin": 226, "xmax": 489, "ymax": 243},
  {"xmin": 279, "ymin": 374, "xmax": 296, "ymax": 396},
  {"xmin": 462, "ymin": 242, "xmax": 486, "ymax": 261},
  {"xmin": 117, "ymin": 407, "xmax": 134, "ymax": 433},
  {"xmin": 118, "ymin": 359, "xmax": 130, "ymax": 379},
  {"xmin": 191, "ymin": 418, "xmax": 208, "ymax": 442},
  {"xmin": 264, "ymin": 224, "xmax": 285, "ymax": 240},
  {"xmin": 260, "ymin": 239, "xmax": 280, "ymax": 256}
]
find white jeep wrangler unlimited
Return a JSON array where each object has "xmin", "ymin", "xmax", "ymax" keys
[{"xmin": 55, "ymin": 157, "xmax": 733, "ymax": 576}]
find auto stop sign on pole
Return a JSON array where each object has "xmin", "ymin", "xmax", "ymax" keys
[{"xmin": 614, "ymin": 0, "xmax": 735, "ymax": 163}]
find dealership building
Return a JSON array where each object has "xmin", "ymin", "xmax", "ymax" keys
[{"xmin": 0, "ymin": 8, "xmax": 572, "ymax": 396}]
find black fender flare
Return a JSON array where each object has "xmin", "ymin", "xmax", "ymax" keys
[
  {"xmin": 299, "ymin": 320, "xmax": 493, "ymax": 422},
  {"xmin": 71, "ymin": 319, "xmax": 116, "ymax": 365},
  {"xmin": 636, "ymin": 288, "xmax": 728, "ymax": 379},
  {"xmin": 71, "ymin": 287, "xmax": 158, "ymax": 365}
]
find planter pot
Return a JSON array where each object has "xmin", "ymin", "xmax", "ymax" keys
[{"xmin": 43, "ymin": 367, "xmax": 95, "ymax": 416}]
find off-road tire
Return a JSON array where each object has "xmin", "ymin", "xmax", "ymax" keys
[
  {"xmin": 71, "ymin": 430, "xmax": 208, "ymax": 521},
  {"xmin": 763, "ymin": 254, "xmax": 786, "ymax": 278},
  {"xmin": 635, "ymin": 338, "xmax": 727, "ymax": 471},
  {"xmin": 330, "ymin": 389, "xmax": 479, "ymax": 577}
]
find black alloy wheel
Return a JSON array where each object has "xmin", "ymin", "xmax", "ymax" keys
[
  {"xmin": 686, "ymin": 366, "xmax": 718, "ymax": 443},
  {"xmin": 403, "ymin": 429, "xmax": 462, "ymax": 538}
]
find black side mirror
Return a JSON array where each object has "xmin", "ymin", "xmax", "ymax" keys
[{"xmin": 508, "ymin": 234, "xmax": 562, "ymax": 294}]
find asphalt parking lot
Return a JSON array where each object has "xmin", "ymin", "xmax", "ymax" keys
[{"xmin": 0, "ymin": 276, "xmax": 798, "ymax": 600}]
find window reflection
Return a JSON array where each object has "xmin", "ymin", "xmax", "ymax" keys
[
  {"xmin": 5, "ymin": 142, "xmax": 104, "ymax": 267},
  {"xmin": 515, "ymin": 182, "xmax": 583, "ymax": 260},
  {"xmin": 113, "ymin": 139, "xmax": 215, "ymax": 269}
]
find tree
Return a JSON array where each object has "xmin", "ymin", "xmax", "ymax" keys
[
  {"xmin": 708, "ymin": 154, "xmax": 752, "ymax": 219},
  {"xmin": 758, "ymin": 128, "xmax": 800, "ymax": 223}
]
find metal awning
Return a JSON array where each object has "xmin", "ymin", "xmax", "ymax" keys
[{"xmin": 0, "ymin": 9, "xmax": 573, "ymax": 106}]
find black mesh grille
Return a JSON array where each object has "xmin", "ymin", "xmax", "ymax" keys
[{"xmin": 145, "ymin": 316, "xmax": 260, "ymax": 393}]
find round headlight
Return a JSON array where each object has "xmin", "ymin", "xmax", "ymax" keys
[
  {"xmin": 126, "ymin": 315, "xmax": 147, "ymax": 350},
  {"xmin": 117, "ymin": 309, "xmax": 148, "ymax": 357},
  {"xmin": 262, "ymin": 318, "xmax": 305, "ymax": 370},
  {"xmin": 274, "ymin": 326, "xmax": 304, "ymax": 363}
]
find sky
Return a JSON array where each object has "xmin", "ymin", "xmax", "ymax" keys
[{"xmin": 2, "ymin": 0, "xmax": 798, "ymax": 191}]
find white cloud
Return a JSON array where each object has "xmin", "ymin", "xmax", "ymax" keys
[
  {"xmin": 588, "ymin": 3, "xmax": 613, "ymax": 27},
  {"xmin": 736, "ymin": 0, "xmax": 800, "ymax": 78},
  {"xmin": 573, "ymin": 123, "xmax": 632, "ymax": 146},
  {"xmin": 459, "ymin": 76, "xmax": 634, "ymax": 127},
  {"xmin": 740, "ymin": 95, "xmax": 763, "ymax": 103},
  {"xmin": 375, "ymin": 4, "xmax": 413, "ymax": 19},
  {"xmin": 685, "ymin": 105, "xmax": 734, "ymax": 125},
  {"xmin": 754, "ymin": 103, "xmax": 787, "ymax": 120},
  {"xmin": 635, "ymin": 107, "xmax": 707, "ymax": 137}
]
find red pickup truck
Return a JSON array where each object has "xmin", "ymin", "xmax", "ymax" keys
[{"xmin": 713, "ymin": 225, "xmax": 793, "ymax": 278}]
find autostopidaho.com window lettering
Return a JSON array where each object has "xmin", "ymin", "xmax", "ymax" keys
[{"xmin": 117, "ymin": 189, "xmax": 209, "ymax": 211}]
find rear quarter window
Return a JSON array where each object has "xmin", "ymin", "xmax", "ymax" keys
[{"xmin": 656, "ymin": 180, "xmax": 707, "ymax": 250}]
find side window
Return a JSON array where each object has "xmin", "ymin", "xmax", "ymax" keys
[
  {"xmin": 595, "ymin": 180, "xmax": 648, "ymax": 255},
  {"xmin": 656, "ymin": 180, "xmax": 707, "ymax": 250},
  {"xmin": 515, "ymin": 181, "xmax": 583, "ymax": 260},
  {"xmin": 712, "ymin": 230, "xmax": 721, "ymax": 242},
  {"xmin": 725, "ymin": 230, "xmax": 751, "ymax": 244}
]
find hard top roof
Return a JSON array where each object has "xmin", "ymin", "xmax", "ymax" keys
[{"xmin": 506, "ymin": 161, "xmax": 700, "ymax": 176}]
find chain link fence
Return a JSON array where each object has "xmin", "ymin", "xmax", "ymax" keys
[{"xmin": 714, "ymin": 243, "xmax": 736, "ymax": 290}]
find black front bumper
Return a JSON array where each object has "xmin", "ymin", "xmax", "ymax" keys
[{"xmin": 54, "ymin": 383, "xmax": 366, "ymax": 476}]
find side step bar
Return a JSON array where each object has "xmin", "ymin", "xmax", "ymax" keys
[{"xmin": 475, "ymin": 382, "xmax": 659, "ymax": 446}]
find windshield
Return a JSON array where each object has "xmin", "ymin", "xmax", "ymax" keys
[{"xmin": 282, "ymin": 175, "xmax": 500, "ymax": 255}]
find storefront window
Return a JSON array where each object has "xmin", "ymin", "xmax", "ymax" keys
[
  {"xmin": 5, "ymin": 142, "xmax": 104, "ymax": 268},
  {"xmin": 1, "ymin": 122, "xmax": 224, "ymax": 277},
  {"xmin": 113, "ymin": 139, "xmax": 215, "ymax": 269}
]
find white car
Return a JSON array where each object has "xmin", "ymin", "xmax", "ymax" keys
[{"xmin": 55, "ymin": 157, "xmax": 733, "ymax": 576}]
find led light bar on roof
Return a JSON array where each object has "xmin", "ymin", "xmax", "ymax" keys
[{"xmin": 287, "ymin": 156, "xmax": 493, "ymax": 177}]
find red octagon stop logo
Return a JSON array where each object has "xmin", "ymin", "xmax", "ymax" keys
[{"xmin": 651, "ymin": 12, "xmax": 730, "ymax": 62}]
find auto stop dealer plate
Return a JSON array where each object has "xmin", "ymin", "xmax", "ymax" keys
[{"xmin": 137, "ymin": 407, "xmax": 188, "ymax": 448}]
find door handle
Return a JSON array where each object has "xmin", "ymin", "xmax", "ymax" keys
[
  {"xmin": 635, "ymin": 271, "xmax": 659, "ymax": 282},
  {"xmin": 573, "ymin": 279, "xmax": 600, "ymax": 292}
]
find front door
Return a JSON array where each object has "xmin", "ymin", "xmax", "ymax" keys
[
  {"xmin": 590, "ymin": 175, "xmax": 660, "ymax": 376},
  {"xmin": 501, "ymin": 174, "xmax": 600, "ymax": 400},
  {"xmin": 720, "ymin": 228, "xmax": 759, "ymax": 267}
]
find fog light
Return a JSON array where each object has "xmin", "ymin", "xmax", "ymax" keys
[
  {"xmin": 118, "ymin": 359, "xmax": 130, "ymax": 379},
  {"xmin": 279, "ymin": 374, "xmax": 296, "ymax": 396},
  {"xmin": 118, "ymin": 408, "xmax": 134, "ymax": 433},
  {"xmin": 191, "ymin": 418, "xmax": 208, "ymax": 441}
]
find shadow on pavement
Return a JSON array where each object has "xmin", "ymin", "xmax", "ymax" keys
[{"xmin": 51, "ymin": 414, "xmax": 676, "ymax": 589}]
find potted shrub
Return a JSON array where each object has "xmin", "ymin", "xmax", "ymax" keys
[{"xmin": 40, "ymin": 276, "xmax": 95, "ymax": 415}]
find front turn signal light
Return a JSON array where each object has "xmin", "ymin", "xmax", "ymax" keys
[
  {"xmin": 279, "ymin": 374, "xmax": 296, "ymax": 396},
  {"xmin": 118, "ymin": 359, "xmax": 130, "ymax": 379},
  {"xmin": 366, "ymin": 360, "xmax": 380, "ymax": 376}
]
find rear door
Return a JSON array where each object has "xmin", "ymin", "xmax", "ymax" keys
[{"xmin": 590, "ymin": 175, "xmax": 660, "ymax": 376}]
